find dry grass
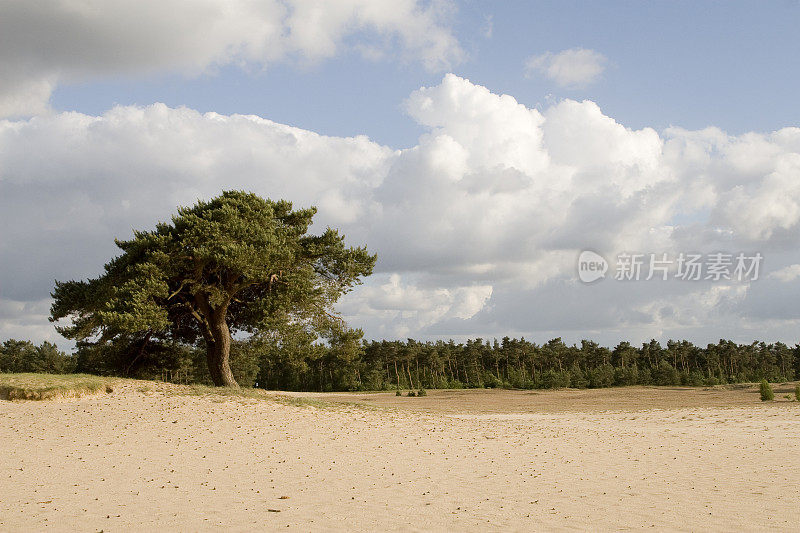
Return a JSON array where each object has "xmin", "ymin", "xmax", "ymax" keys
[
  {"xmin": 314, "ymin": 382, "xmax": 800, "ymax": 414},
  {"xmin": 165, "ymin": 383, "xmax": 340, "ymax": 409},
  {"xmin": 0, "ymin": 373, "xmax": 112, "ymax": 401},
  {"xmin": 133, "ymin": 380, "xmax": 374, "ymax": 410}
]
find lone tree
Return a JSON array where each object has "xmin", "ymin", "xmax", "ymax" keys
[{"xmin": 50, "ymin": 191, "xmax": 376, "ymax": 387}]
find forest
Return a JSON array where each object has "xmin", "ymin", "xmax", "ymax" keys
[{"xmin": 2, "ymin": 335, "xmax": 797, "ymax": 392}]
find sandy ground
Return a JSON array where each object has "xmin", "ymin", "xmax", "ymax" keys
[{"xmin": 1, "ymin": 383, "xmax": 799, "ymax": 532}]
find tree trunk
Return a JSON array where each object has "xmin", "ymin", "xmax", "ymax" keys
[
  {"xmin": 205, "ymin": 340, "xmax": 223, "ymax": 385},
  {"xmin": 207, "ymin": 309, "xmax": 238, "ymax": 387},
  {"xmin": 406, "ymin": 362, "xmax": 414, "ymax": 389}
]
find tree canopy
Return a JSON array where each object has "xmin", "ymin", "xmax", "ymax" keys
[{"xmin": 50, "ymin": 191, "xmax": 376, "ymax": 386}]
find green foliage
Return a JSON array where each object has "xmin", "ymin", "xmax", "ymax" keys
[
  {"xmin": 395, "ymin": 389, "xmax": 402, "ymax": 396},
  {"xmin": 759, "ymin": 379, "xmax": 774, "ymax": 401},
  {"xmin": 249, "ymin": 324, "xmax": 367, "ymax": 391},
  {"xmin": 588, "ymin": 364, "xmax": 615, "ymax": 388},
  {"xmin": 238, "ymin": 336, "xmax": 798, "ymax": 393},
  {"xmin": 74, "ymin": 336, "xmax": 194, "ymax": 379},
  {"xmin": 0, "ymin": 340, "xmax": 74, "ymax": 374},
  {"xmin": 417, "ymin": 388, "xmax": 427, "ymax": 396},
  {"xmin": 653, "ymin": 361, "xmax": 680, "ymax": 386},
  {"xmin": 637, "ymin": 367, "xmax": 653, "ymax": 386},
  {"xmin": 406, "ymin": 390, "xmax": 416, "ymax": 397},
  {"xmin": 568, "ymin": 366, "xmax": 588, "ymax": 388},
  {"xmin": 228, "ymin": 340, "xmax": 261, "ymax": 389},
  {"xmin": 540, "ymin": 369, "xmax": 571, "ymax": 389},
  {"xmin": 50, "ymin": 191, "xmax": 376, "ymax": 387},
  {"xmin": 613, "ymin": 365, "xmax": 639, "ymax": 386},
  {"xmin": 795, "ymin": 384, "xmax": 800, "ymax": 401},
  {"xmin": 687, "ymin": 371, "xmax": 705, "ymax": 386}
]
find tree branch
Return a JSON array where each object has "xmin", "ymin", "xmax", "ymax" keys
[{"xmin": 167, "ymin": 282, "xmax": 187, "ymax": 301}]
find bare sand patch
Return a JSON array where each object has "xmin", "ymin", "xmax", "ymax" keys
[{"xmin": 1, "ymin": 383, "xmax": 798, "ymax": 531}]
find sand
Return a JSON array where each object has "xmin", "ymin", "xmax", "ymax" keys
[{"xmin": 1, "ymin": 383, "xmax": 799, "ymax": 532}]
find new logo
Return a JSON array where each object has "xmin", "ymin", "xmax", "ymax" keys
[{"xmin": 578, "ymin": 250, "xmax": 608, "ymax": 283}]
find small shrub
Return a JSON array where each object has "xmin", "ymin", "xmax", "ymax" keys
[
  {"xmin": 795, "ymin": 384, "xmax": 800, "ymax": 401},
  {"xmin": 687, "ymin": 371, "xmax": 705, "ymax": 387},
  {"xmin": 483, "ymin": 374, "xmax": 502, "ymax": 388},
  {"xmin": 417, "ymin": 388, "xmax": 427, "ymax": 397},
  {"xmin": 653, "ymin": 361, "xmax": 680, "ymax": 386},
  {"xmin": 588, "ymin": 364, "xmax": 615, "ymax": 388},
  {"xmin": 614, "ymin": 366, "xmax": 639, "ymax": 386},
  {"xmin": 759, "ymin": 379, "xmax": 774, "ymax": 402},
  {"xmin": 540, "ymin": 369, "xmax": 570, "ymax": 389},
  {"xmin": 407, "ymin": 390, "xmax": 416, "ymax": 397},
  {"xmin": 395, "ymin": 389, "xmax": 402, "ymax": 396},
  {"xmin": 569, "ymin": 366, "xmax": 588, "ymax": 388}
]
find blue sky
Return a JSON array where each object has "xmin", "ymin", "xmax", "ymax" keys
[
  {"xmin": 49, "ymin": 1, "xmax": 800, "ymax": 148},
  {"xmin": 3, "ymin": 0, "xmax": 800, "ymax": 347}
]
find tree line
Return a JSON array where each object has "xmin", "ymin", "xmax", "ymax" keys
[
  {"xmin": 20, "ymin": 193, "xmax": 800, "ymax": 390},
  {"xmin": 3, "ymin": 335, "xmax": 797, "ymax": 392}
]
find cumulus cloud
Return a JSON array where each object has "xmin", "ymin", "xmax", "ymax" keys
[
  {"xmin": 338, "ymin": 274, "xmax": 493, "ymax": 338},
  {"xmin": 0, "ymin": 0, "xmax": 463, "ymax": 117},
  {"xmin": 525, "ymin": 48, "xmax": 607, "ymax": 88},
  {"xmin": 2, "ymin": 74, "xmax": 800, "ymax": 346}
]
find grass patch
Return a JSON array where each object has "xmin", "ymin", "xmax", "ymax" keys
[
  {"xmin": 172, "ymin": 384, "xmax": 271, "ymax": 400},
  {"xmin": 271, "ymin": 395, "xmax": 337, "ymax": 409},
  {"xmin": 0, "ymin": 373, "xmax": 112, "ymax": 401}
]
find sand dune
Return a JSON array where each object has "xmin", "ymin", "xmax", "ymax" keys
[{"xmin": 1, "ymin": 383, "xmax": 799, "ymax": 531}]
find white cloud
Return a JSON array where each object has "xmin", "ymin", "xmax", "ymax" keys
[
  {"xmin": 0, "ymin": 0, "xmax": 463, "ymax": 118},
  {"xmin": 337, "ymin": 274, "xmax": 493, "ymax": 338},
  {"xmin": 2, "ymin": 75, "xmax": 800, "ymax": 345},
  {"xmin": 525, "ymin": 48, "xmax": 607, "ymax": 88},
  {"xmin": 769, "ymin": 264, "xmax": 800, "ymax": 282}
]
